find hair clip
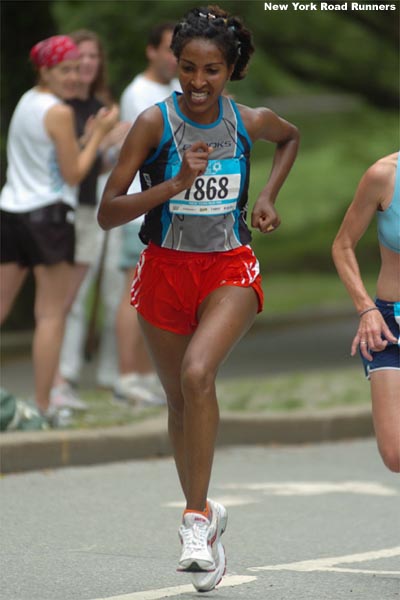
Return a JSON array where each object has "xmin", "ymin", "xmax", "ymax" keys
[{"xmin": 199, "ymin": 11, "xmax": 216, "ymax": 20}]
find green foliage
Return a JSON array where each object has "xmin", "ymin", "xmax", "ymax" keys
[
  {"xmin": 247, "ymin": 106, "xmax": 398, "ymax": 273},
  {"xmin": 52, "ymin": 0, "xmax": 198, "ymax": 98},
  {"xmin": 49, "ymin": 0, "xmax": 398, "ymax": 106},
  {"xmin": 233, "ymin": 0, "xmax": 398, "ymax": 108}
]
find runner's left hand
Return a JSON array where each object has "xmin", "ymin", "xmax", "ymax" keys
[{"xmin": 251, "ymin": 197, "xmax": 281, "ymax": 233}]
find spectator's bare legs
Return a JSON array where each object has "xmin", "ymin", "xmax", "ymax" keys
[
  {"xmin": 0, "ymin": 264, "xmax": 28, "ymax": 324},
  {"xmin": 116, "ymin": 267, "xmax": 153, "ymax": 375},
  {"xmin": 371, "ymin": 370, "xmax": 400, "ymax": 472},
  {"xmin": 63, "ymin": 263, "xmax": 90, "ymax": 313},
  {"xmin": 53, "ymin": 263, "xmax": 90, "ymax": 387},
  {"xmin": 139, "ymin": 285, "xmax": 258, "ymax": 511},
  {"xmin": 33, "ymin": 262, "xmax": 73, "ymax": 412}
]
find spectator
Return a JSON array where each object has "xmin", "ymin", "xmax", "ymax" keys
[
  {"xmin": 114, "ymin": 22, "xmax": 180, "ymax": 405},
  {"xmin": 51, "ymin": 30, "xmax": 128, "ymax": 411},
  {"xmin": 0, "ymin": 35, "xmax": 118, "ymax": 424}
]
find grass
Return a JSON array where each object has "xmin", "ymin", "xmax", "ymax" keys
[
  {"xmin": 217, "ymin": 367, "xmax": 370, "ymax": 413},
  {"xmin": 70, "ymin": 391, "xmax": 164, "ymax": 429},
  {"xmin": 69, "ymin": 365, "xmax": 370, "ymax": 430}
]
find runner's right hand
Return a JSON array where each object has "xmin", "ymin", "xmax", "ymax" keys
[{"xmin": 174, "ymin": 141, "xmax": 213, "ymax": 190}]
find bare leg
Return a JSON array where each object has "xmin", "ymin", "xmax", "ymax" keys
[
  {"xmin": 138, "ymin": 313, "xmax": 191, "ymax": 493},
  {"xmin": 370, "ymin": 370, "xmax": 400, "ymax": 472},
  {"xmin": 33, "ymin": 262, "xmax": 73, "ymax": 411},
  {"xmin": 139, "ymin": 285, "xmax": 258, "ymax": 510},
  {"xmin": 0, "ymin": 263, "xmax": 28, "ymax": 324},
  {"xmin": 54, "ymin": 262, "xmax": 89, "ymax": 386},
  {"xmin": 116, "ymin": 268, "xmax": 153, "ymax": 375},
  {"xmin": 182, "ymin": 286, "xmax": 258, "ymax": 510}
]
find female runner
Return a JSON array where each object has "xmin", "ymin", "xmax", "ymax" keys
[
  {"xmin": 333, "ymin": 152, "xmax": 399, "ymax": 473},
  {"xmin": 98, "ymin": 6, "xmax": 299, "ymax": 591}
]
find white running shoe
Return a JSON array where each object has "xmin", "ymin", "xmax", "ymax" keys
[
  {"xmin": 50, "ymin": 383, "xmax": 87, "ymax": 412},
  {"xmin": 178, "ymin": 512, "xmax": 216, "ymax": 572},
  {"xmin": 114, "ymin": 373, "xmax": 166, "ymax": 407},
  {"xmin": 190, "ymin": 499, "xmax": 228, "ymax": 591}
]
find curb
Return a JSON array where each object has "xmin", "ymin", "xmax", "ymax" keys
[{"xmin": 0, "ymin": 407, "xmax": 373, "ymax": 474}]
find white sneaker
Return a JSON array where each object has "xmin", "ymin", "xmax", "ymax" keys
[
  {"xmin": 190, "ymin": 500, "xmax": 228, "ymax": 591},
  {"xmin": 43, "ymin": 405, "xmax": 73, "ymax": 428},
  {"xmin": 178, "ymin": 512, "xmax": 216, "ymax": 572},
  {"xmin": 114, "ymin": 373, "xmax": 166, "ymax": 407},
  {"xmin": 50, "ymin": 383, "xmax": 87, "ymax": 412}
]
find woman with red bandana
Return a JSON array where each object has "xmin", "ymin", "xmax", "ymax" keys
[
  {"xmin": 51, "ymin": 30, "xmax": 130, "ymax": 412},
  {"xmin": 0, "ymin": 35, "xmax": 118, "ymax": 424}
]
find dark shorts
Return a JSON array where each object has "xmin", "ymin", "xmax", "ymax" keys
[
  {"xmin": 0, "ymin": 203, "xmax": 75, "ymax": 268},
  {"xmin": 360, "ymin": 298, "xmax": 400, "ymax": 378},
  {"xmin": 131, "ymin": 242, "xmax": 264, "ymax": 335}
]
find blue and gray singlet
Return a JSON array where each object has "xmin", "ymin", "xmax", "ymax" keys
[{"xmin": 139, "ymin": 92, "xmax": 253, "ymax": 252}]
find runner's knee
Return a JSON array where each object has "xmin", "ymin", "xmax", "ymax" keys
[{"xmin": 181, "ymin": 360, "xmax": 215, "ymax": 400}]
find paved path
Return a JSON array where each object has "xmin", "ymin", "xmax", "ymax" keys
[{"xmin": 1, "ymin": 439, "xmax": 399, "ymax": 600}]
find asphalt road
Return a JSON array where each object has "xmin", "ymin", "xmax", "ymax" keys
[
  {"xmin": 1, "ymin": 315, "xmax": 359, "ymax": 398},
  {"xmin": 1, "ymin": 439, "xmax": 399, "ymax": 600}
]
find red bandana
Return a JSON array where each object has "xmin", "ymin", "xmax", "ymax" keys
[{"xmin": 30, "ymin": 35, "xmax": 79, "ymax": 68}]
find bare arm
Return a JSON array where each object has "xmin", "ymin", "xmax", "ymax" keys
[
  {"xmin": 98, "ymin": 107, "xmax": 212, "ymax": 230},
  {"xmin": 332, "ymin": 163, "xmax": 397, "ymax": 358},
  {"xmin": 99, "ymin": 120, "xmax": 132, "ymax": 173},
  {"xmin": 239, "ymin": 105, "xmax": 299, "ymax": 233},
  {"xmin": 45, "ymin": 103, "xmax": 119, "ymax": 185}
]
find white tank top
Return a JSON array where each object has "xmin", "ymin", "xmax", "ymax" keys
[{"xmin": 0, "ymin": 88, "xmax": 76, "ymax": 213}]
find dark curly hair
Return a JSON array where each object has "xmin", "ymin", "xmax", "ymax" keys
[{"xmin": 171, "ymin": 5, "xmax": 254, "ymax": 81}]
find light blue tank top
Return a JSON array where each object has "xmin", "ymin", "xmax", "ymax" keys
[{"xmin": 377, "ymin": 151, "xmax": 400, "ymax": 253}]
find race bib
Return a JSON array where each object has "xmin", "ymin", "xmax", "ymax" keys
[{"xmin": 169, "ymin": 158, "xmax": 241, "ymax": 216}]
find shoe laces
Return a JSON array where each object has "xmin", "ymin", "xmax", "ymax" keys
[{"xmin": 181, "ymin": 520, "xmax": 209, "ymax": 553}]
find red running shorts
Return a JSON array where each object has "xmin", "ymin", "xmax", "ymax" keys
[{"xmin": 131, "ymin": 242, "xmax": 264, "ymax": 335}]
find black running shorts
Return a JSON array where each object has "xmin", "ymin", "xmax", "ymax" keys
[{"xmin": 0, "ymin": 202, "xmax": 75, "ymax": 267}]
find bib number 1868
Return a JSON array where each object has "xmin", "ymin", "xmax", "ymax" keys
[
  {"xmin": 170, "ymin": 159, "xmax": 241, "ymax": 216},
  {"xmin": 184, "ymin": 176, "xmax": 229, "ymax": 201}
]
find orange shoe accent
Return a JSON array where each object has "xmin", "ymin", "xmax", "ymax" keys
[{"xmin": 184, "ymin": 502, "xmax": 211, "ymax": 520}]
